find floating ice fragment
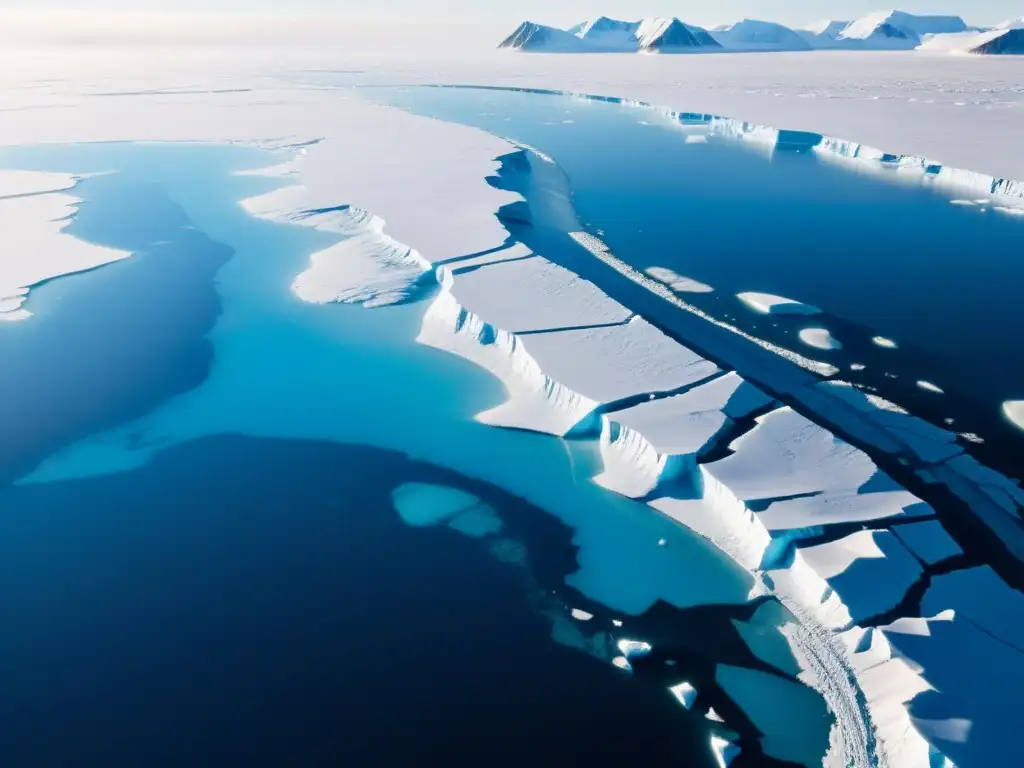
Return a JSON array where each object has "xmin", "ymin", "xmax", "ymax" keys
[
  {"xmin": 711, "ymin": 736, "xmax": 741, "ymax": 768},
  {"xmin": 670, "ymin": 681, "xmax": 698, "ymax": 709},
  {"xmin": 645, "ymin": 266, "xmax": 713, "ymax": 293},
  {"xmin": 1003, "ymin": 401, "xmax": 1024, "ymax": 432},
  {"xmin": 798, "ymin": 328, "xmax": 842, "ymax": 350},
  {"xmin": 994, "ymin": 206, "xmax": 1024, "ymax": 217},
  {"xmin": 611, "ymin": 656, "xmax": 631, "ymax": 671},
  {"xmin": 391, "ymin": 483, "xmax": 485, "ymax": 527},
  {"xmin": 706, "ymin": 707, "xmax": 725, "ymax": 723},
  {"xmin": 612, "ymin": 619, "xmax": 624, "ymax": 627},
  {"xmin": 447, "ymin": 506, "xmax": 504, "ymax": 538},
  {"xmin": 851, "ymin": 363, "xmax": 866, "ymax": 371},
  {"xmin": 872, "ymin": 336, "xmax": 898, "ymax": 349},
  {"xmin": 917, "ymin": 381, "xmax": 944, "ymax": 394},
  {"xmin": 738, "ymin": 292, "xmax": 821, "ymax": 316},
  {"xmin": 686, "ymin": 134, "xmax": 709, "ymax": 144},
  {"xmin": 617, "ymin": 639, "xmax": 652, "ymax": 659},
  {"xmin": 570, "ymin": 608, "xmax": 594, "ymax": 621}
]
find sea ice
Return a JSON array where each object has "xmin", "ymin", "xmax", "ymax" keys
[
  {"xmin": 799, "ymin": 530, "xmax": 923, "ymax": 621},
  {"xmin": 390, "ymin": 483, "xmax": 503, "ymax": 546},
  {"xmin": 892, "ymin": 520, "xmax": 962, "ymax": 565},
  {"xmin": 0, "ymin": 177, "xmax": 130, "ymax": 320},
  {"xmin": 644, "ymin": 266, "xmax": 713, "ymax": 293},
  {"xmin": 715, "ymin": 665, "xmax": 831, "ymax": 767},
  {"xmin": 872, "ymin": 336, "xmax": 898, "ymax": 349},
  {"xmin": 737, "ymin": 291, "xmax": 821, "ymax": 316},
  {"xmin": 799, "ymin": 327, "xmax": 842, "ymax": 350}
]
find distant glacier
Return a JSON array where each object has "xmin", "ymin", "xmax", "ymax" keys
[{"xmin": 500, "ymin": 11, "xmax": 1024, "ymax": 55}]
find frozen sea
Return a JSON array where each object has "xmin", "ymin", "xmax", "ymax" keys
[
  {"xmin": 0, "ymin": 143, "xmax": 823, "ymax": 765},
  {"xmin": 367, "ymin": 85, "xmax": 1024, "ymax": 479}
]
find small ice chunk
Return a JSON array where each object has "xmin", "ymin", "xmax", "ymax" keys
[
  {"xmin": 711, "ymin": 736, "xmax": 741, "ymax": 768},
  {"xmin": 873, "ymin": 336, "xmax": 898, "ymax": 349},
  {"xmin": 738, "ymin": 292, "xmax": 821, "ymax": 316},
  {"xmin": 994, "ymin": 206, "xmax": 1024, "ymax": 217},
  {"xmin": 617, "ymin": 639, "xmax": 653, "ymax": 658},
  {"xmin": 1003, "ymin": 400, "xmax": 1024, "ymax": 432},
  {"xmin": 686, "ymin": 134, "xmax": 709, "ymax": 144},
  {"xmin": 670, "ymin": 681, "xmax": 698, "ymax": 709},
  {"xmin": 707, "ymin": 707, "xmax": 725, "ymax": 723},
  {"xmin": 612, "ymin": 656, "xmax": 631, "ymax": 671},
  {"xmin": 571, "ymin": 608, "xmax": 594, "ymax": 621},
  {"xmin": 917, "ymin": 381, "xmax": 944, "ymax": 394},
  {"xmin": 612, "ymin": 619, "xmax": 624, "ymax": 627},
  {"xmin": 447, "ymin": 506, "xmax": 504, "ymax": 538},
  {"xmin": 798, "ymin": 328, "xmax": 842, "ymax": 350},
  {"xmin": 851, "ymin": 363, "xmax": 866, "ymax": 371}
]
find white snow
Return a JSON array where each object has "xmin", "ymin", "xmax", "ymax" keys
[
  {"xmin": 737, "ymin": 291, "xmax": 820, "ymax": 315},
  {"xmin": 799, "ymin": 327, "xmax": 842, "ymax": 350},
  {"xmin": 0, "ymin": 175, "xmax": 130, "ymax": 321}
]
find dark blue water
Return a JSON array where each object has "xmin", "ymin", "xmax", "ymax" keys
[
  {"xmin": 365, "ymin": 86, "xmax": 1024, "ymax": 479},
  {"xmin": 0, "ymin": 434, "xmax": 724, "ymax": 765},
  {"xmin": 0, "ymin": 144, "xmax": 808, "ymax": 766}
]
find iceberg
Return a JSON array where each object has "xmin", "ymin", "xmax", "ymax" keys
[
  {"xmin": 1003, "ymin": 400, "xmax": 1024, "ymax": 432},
  {"xmin": 798, "ymin": 328, "xmax": 842, "ymax": 350}
]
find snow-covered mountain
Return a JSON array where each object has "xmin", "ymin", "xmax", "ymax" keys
[
  {"xmin": 838, "ymin": 10, "xmax": 968, "ymax": 48},
  {"xmin": 796, "ymin": 20, "xmax": 852, "ymax": 47},
  {"xmin": 921, "ymin": 24, "xmax": 1024, "ymax": 55},
  {"xmin": 500, "ymin": 11, "xmax": 1021, "ymax": 56},
  {"xmin": 711, "ymin": 19, "xmax": 814, "ymax": 51},
  {"xmin": 498, "ymin": 22, "xmax": 595, "ymax": 52},
  {"xmin": 500, "ymin": 17, "xmax": 721, "ymax": 53}
]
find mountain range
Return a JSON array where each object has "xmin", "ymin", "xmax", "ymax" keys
[{"xmin": 499, "ymin": 10, "xmax": 1024, "ymax": 55}]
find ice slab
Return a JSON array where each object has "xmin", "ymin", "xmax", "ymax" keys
[
  {"xmin": 521, "ymin": 317, "xmax": 720, "ymax": 405},
  {"xmin": 732, "ymin": 599, "xmax": 802, "ymax": 677},
  {"xmin": 892, "ymin": 520, "xmax": 962, "ymax": 565},
  {"xmin": 0, "ymin": 182, "xmax": 130, "ymax": 320},
  {"xmin": 645, "ymin": 266, "xmax": 713, "ymax": 293},
  {"xmin": 738, "ymin": 291, "xmax": 821, "ymax": 316},
  {"xmin": 800, "ymin": 530, "xmax": 922, "ymax": 621},
  {"xmin": 715, "ymin": 664, "xmax": 832, "ymax": 767},
  {"xmin": 391, "ymin": 482, "xmax": 492, "ymax": 528},
  {"xmin": 446, "ymin": 253, "xmax": 631, "ymax": 332},
  {"xmin": 921, "ymin": 567, "xmax": 1024, "ymax": 646},
  {"xmin": 799, "ymin": 327, "xmax": 842, "ymax": 350}
]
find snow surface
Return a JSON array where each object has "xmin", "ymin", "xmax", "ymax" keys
[{"xmin": 0, "ymin": 175, "xmax": 130, "ymax": 321}]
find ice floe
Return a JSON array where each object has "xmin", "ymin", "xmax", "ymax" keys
[
  {"xmin": 799, "ymin": 327, "xmax": 842, "ymax": 350},
  {"xmin": 892, "ymin": 520, "xmax": 962, "ymax": 565},
  {"xmin": 390, "ymin": 482, "xmax": 503, "ymax": 538},
  {"xmin": 872, "ymin": 336, "xmax": 899, "ymax": 349},
  {"xmin": 644, "ymin": 266, "xmax": 713, "ymax": 293},
  {"xmin": 0, "ymin": 172, "xmax": 130, "ymax": 321},
  {"xmin": 738, "ymin": 291, "xmax": 821, "ymax": 316},
  {"xmin": 716, "ymin": 664, "xmax": 831, "ymax": 767},
  {"xmin": 800, "ymin": 530, "xmax": 923, "ymax": 621}
]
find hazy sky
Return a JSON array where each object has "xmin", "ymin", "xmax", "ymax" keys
[{"xmin": 0, "ymin": 1, "xmax": 1019, "ymax": 27}]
